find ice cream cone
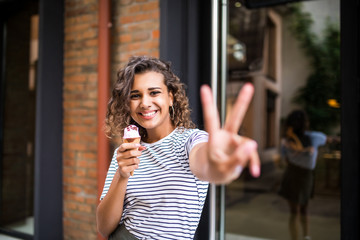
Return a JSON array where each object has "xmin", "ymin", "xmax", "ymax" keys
[
  {"xmin": 123, "ymin": 137, "xmax": 140, "ymax": 176},
  {"xmin": 123, "ymin": 125, "xmax": 141, "ymax": 176}
]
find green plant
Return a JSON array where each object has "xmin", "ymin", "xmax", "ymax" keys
[{"xmin": 285, "ymin": 3, "xmax": 340, "ymax": 134}]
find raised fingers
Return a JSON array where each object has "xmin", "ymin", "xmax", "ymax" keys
[
  {"xmin": 224, "ymin": 83, "xmax": 254, "ymax": 133},
  {"xmin": 200, "ymin": 85, "xmax": 220, "ymax": 134},
  {"xmin": 230, "ymin": 139, "xmax": 260, "ymax": 178}
]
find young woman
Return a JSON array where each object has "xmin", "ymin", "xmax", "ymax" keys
[
  {"xmin": 96, "ymin": 56, "xmax": 260, "ymax": 239},
  {"xmin": 279, "ymin": 110, "xmax": 327, "ymax": 240}
]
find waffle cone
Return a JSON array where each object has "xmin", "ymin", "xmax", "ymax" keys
[
  {"xmin": 123, "ymin": 137, "xmax": 141, "ymax": 176},
  {"xmin": 123, "ymin": 138, "xmax": 141, "ymax": 144}
]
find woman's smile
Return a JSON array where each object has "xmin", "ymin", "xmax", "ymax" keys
[{"xmin": 138, "ymin": 110, "xmax": 158, "ymax": 119}]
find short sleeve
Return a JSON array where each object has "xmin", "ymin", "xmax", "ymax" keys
[
  {"xmin": 100, "ymin": 148, "xmax": 119, "ymax": 200},
  {"xmin": 185, "ymin": 130, "xmax": 209, "ymax": 158},
  {"xmin": 308, "ymin": 131, "xmax": 327, "ymax": 148}
]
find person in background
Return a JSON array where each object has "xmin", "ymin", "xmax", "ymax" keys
[
  {"xmin": 96, "ymin": 56, "xmax": 261, "ymax": 240},
  {"xmin": 279, "ymin": 110, "xmax": 327, "ymax": 240}
]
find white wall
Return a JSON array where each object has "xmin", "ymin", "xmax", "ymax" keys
[{"xmin": 280, "ymin": 0, "xmax": 340, "ymax": 119}]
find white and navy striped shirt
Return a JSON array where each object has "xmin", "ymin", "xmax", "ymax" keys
[{"xmin": 100, "ymin": 128, "xmax": 209, "ymax": 239}]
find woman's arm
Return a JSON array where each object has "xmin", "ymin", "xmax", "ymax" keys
[
  {"xmin": 96, "ymin": 171, "xmax": 128, "ymax": 238},
  {"xmin": 96, "ymin": 143, "xmax": 144, "ymax": 238}
]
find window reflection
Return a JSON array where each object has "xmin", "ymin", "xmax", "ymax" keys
[
  {"xmin": 224, "ymin": 1, "xmax": 340, "ymax": 240},
  {"xmin": 0, "ymin": 6, "xmax": 38, "ymax": 238}
]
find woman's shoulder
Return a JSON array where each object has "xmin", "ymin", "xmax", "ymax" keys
[
  {"xmin": 168, "ymin": 128, "xmax": 208, "ymax": 145},
  {"xmin": 175, "ymin": 127, "xmax": 208, "ymax": 137},
  {"xmin": 305, "ymin": 130, "xmax": 326, "ymax": 140},
  {"xmin": 305, "ymin": 131, "xmax": 327, "ymax": 145}
]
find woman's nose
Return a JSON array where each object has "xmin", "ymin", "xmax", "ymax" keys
[{"xmin": 140, "ymin": 94, "xmax": 151, "ymax": 108}]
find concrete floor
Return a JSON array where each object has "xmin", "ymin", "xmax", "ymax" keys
[
  {"xmin": 223, "ymin": 161, "xmax": 341, "ymax": 240},
  {"xmin": 225, "ymin": 192, "xmax": 340, "ymax": 240}
]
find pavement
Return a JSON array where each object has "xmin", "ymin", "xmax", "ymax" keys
[{"xmin": 222, "ymin": 159, "xmax": 341, "ymax": 240}]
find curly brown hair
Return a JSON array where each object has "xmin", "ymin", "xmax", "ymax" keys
[{"xmin": 105, "ymin": 56, "xmax": 195, "ymax": 140}]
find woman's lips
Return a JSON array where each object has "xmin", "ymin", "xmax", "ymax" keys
[{"xmin": 139, "ymin": 110, "xmax": 157, "ymax": 119}]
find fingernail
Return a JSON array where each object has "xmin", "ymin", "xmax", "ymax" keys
[
  {"xmin": 251, "ymin": 165, "xmax": 261, "ymax": 178},
  {"xmin": 235, "ymin": 165, "xmax": 243, "ymax": 175}
]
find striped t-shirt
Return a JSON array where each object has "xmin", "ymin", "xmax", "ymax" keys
[{"xmin": 100, "ymin": 128, "xmax": 209, "ymax": 240}]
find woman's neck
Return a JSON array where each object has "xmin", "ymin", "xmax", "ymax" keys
[{"xmin": 144, "ymin": 124, "xmax": 176, "ymax": 143}]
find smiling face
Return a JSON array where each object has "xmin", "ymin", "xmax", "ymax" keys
[{"xmin": 129, "ymin": 71, "xmax": 174, "ymax": 141}]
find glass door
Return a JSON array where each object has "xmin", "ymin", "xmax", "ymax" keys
[{"xmin": 212, "ymin": 0, "xmax": 341, "ymax": 239}]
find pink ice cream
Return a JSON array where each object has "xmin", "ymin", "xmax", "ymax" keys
[
  {"xmin": 123, "ymin": 125, "xmax": 141, "ymax": 176},
  {"xmin": 123, "ymin": 125, "xmax": 141, "ymax": 139}
]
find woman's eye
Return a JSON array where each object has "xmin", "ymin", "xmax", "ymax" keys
[
  {"xmin": 130, "ymin": 94, "xmax": 140, "ymax": 99},
  {"xmin": 150, "ymin": 91, "xmax": 161, "ymax": 96}
]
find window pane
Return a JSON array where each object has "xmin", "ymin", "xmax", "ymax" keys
[
  {"xmin": 224, "ymin": 1, "xmax": 341, "ymax": 239},
  {"xmin": 0, "ymin": 3, "xmax": 38, "ymax": 237}
]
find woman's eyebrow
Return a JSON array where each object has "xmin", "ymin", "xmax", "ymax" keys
[{"xmin": 130, "ymin": 87, "xmax": 162, "ymax": 94}]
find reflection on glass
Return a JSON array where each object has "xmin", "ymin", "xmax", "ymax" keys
[
  {"xmin": 279, "ymin": 110, "xmax": 329, "ymax": 240},
  {"xmin": 224, "ymin": 1, "xmax": 340, "ymax": 240},
  {"xmin": 0, "ymin": 8, "xmax": 38, "ymax": 238}
]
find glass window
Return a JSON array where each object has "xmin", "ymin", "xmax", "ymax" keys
[{"xmin": 223, "ymin": 1, "xmax": 341, "ymax": 239}]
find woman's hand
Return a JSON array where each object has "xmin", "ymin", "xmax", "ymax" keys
[
  {"xmin": 199, "ymin": 83, "xmax": 260, "ymax": 183},
  {"xmin": 116, "ymin": 143, "xmax": 146, "ymax": 177}
]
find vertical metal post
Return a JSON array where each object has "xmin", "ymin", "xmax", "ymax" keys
[
  {"xmin": 210, "ymin": 0, "xmax": 219, "ymax": 239},
  {"xmin": 219, "ymin": 0, "xmax": 228, "ymax": 239}
]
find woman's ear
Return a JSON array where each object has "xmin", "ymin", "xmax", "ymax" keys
[{"xmin": 169, "ymin": 91, "xmax": 174, "ymax": 106}]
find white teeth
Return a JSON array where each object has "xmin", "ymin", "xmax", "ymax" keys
[{"xmin": 142, "ymin": 111, "xmax": 156, "ymax": 117}]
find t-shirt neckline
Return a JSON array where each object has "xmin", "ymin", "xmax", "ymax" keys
[{"xmin": 141, "ymin": 127, "xmax": 179, "ymax": 146}]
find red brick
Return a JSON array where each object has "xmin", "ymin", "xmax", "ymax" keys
[
  {"xmin": 128, "ymin": 5, "xmax": 142, "ymax": 13},
  {"xmin": 87, "ymin": 169, "xmax": 97, "ymax": 178},
  {"xmin": 64, "ymin": 57, "xmax": 89, "ymax": 67},
  {"xmin": 67, "ymin": 74, "xmax": 87, "ymax": 83},
  {"xmin": 142, "ymin": 1, "xmax": 158, "ymax": 11},
  {"xmin": 65, "ymin": 66, "xmax": 82, "ymax": 74},
  {"xmin": 82, "ymin": 28, "xmax": 97, "ymax": 39},
  {"xmin": 64, "ymin": 168, "xmax": 76, "ymax": 177},
  {"xmin": 64, "ymin": 193, "xmax": 86, "ymax": 203},
  {"xmin": 119, "ymin": 33, "xmax": 132, "ymax": 43},
  {"xmin": 132, "ymin": 31, "xmax": 150, "ymax": 42},
  {"xmin": 78, "ymin": 204, "xmax": 92, "ymax": 213},
  {"xmin": 152, "ymin": 29, "xmax": 159, "ymax": 39},
  {"xmin": 120, "ymin": 0, "xmax": 134, "ymax": 6}
]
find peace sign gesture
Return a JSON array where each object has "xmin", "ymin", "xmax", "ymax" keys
[{"xmin": 190, "ymin": 83, "xmax": 260, "ymax": 184}]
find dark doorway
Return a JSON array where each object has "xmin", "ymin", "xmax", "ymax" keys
[{"xmin": 0, "ymin": 1, "xmax": 38, "ymax": 238}]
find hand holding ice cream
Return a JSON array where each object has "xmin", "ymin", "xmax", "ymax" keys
[{"xmin": 121, "ymin": 125, "xmax": 141, "ymax": 176}]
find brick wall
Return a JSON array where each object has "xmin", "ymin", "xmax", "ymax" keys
[
  {"xmin": 63, "ymin": 0, "xmax": 99, "ymax": 239},
  {"xmin": 63, "ymin": 0, "xmax": 159, "ymax": 239},
  {"xmin": 111, "ymin": 0, "xmax": 160, "ymax": 81}
]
